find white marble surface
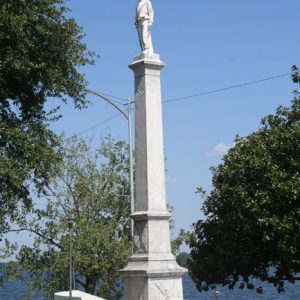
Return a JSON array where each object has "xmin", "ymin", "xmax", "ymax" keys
[
  {"xmin": 135, "ymin": 0, "xmax": 154, "ymax": 56},
  {"xmin": 54, "ymin": 290, "xmax": 105, "ymax": 300},
  {"xmin": 121, "ymin": 55, "xmax": 186, "ymax": 300},
  {"xmin": 133, "ymin": 58, "xmax": 166, "ymax": 213}
]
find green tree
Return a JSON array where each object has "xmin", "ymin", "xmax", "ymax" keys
[
  {"xmin": 0, "ymin": 120, "xmax": 61, "ymax": 236},
  {"xmin": 0, "ymin": 0, "xmax": 95, "ymax": 234},
  {"xmin": 171, "ymin": 228, "xmax": 189, "ymax": 257},
  {"xmin": 7, "ymin": 136, "xmax": 131, "ymax": 299},
  {"xmin": 188, "ymin": 68, "xmax": 300, "ymax": 294},
  {"xmin": 0, "ymin": 0, "xmax": 94, "ymax": 116},
  {"xmin": 176, "ymin": 252, "xmax": 190, "ymax": 268}
]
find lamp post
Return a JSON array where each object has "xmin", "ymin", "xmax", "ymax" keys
[
  {"xmin": 86, "ymin": 90, "xmax": 135, "ymax": 240},
  {"xmin": 67, "ymin": 217, "xmax": 75, "ymax": 300}
]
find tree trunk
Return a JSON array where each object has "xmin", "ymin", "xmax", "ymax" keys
[{"xmin": 84, "ymin": 276, "xmax": 97, "ymax": 295}]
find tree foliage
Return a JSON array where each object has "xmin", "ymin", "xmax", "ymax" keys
[
  {"xmin": 188, "ymin": 68, "xmax": 300, "ymax": 294},
  {"xmin": 0, "ymin": 0, "xmax": 95, "ymax": 116},
  {"xmin": 176, "ymin": 252, "xmax": 190, "ymax": 268},
  {"xmin": 171, "ymin": 228, "xmax": 189, "ymax": 257},
  {"xmin": 7, "ymin": 136, "xmax": 131, "ymax": 299},
  {"xmin": 0, "ymin": 119, "xmax": 61, "ymax": 235},
  {"xmin": 0, "ymin": 0, "xmax": 95, "ymax": 234}
]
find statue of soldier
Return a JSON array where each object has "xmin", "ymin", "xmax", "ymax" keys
[{"xmin": 135, "ymin": 0, "xmax": 154, "ymax": 56}]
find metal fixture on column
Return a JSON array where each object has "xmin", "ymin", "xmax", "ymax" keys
[
  {"xmin": 127, "ymin": 98, "xmax": 135, "ymax": 240},
  {"xmin": 67, "ymin": 217, "xmax": 75, "ymax": 300},
  {"xmin": 86, "ymin": 90, "xmax": 135, "ymax": 240}
]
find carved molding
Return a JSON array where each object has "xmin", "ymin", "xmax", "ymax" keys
[{"xmin": 133, "ymin": 221, "xmax": 148, "ymax": 254}]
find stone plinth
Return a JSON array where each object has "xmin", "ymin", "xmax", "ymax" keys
[{"xmin": 120, "ymin": 54, "xmax": 186, "ymax": 300}]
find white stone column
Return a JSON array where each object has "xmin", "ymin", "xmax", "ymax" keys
[{"xmin": 120, "ymin": 54, "xmax": 186, "ymax": 300}]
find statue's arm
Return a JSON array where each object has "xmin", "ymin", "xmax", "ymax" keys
[
  {"xmin": 148, "ymin": 1, "xmax": 154, "ymax": 24},
  {"xmin": 135, "ymin": 8, "xmax": 138, "ymax": 25}
]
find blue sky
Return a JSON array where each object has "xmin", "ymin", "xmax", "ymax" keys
[{"xmin": 47, "ymin": 0, "xmax": 300, "ymax": 238}]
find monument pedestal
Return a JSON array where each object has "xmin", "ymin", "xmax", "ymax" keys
[{"xmin": 120, "ymin": 55, "xmax": 186, "ymax": 299}]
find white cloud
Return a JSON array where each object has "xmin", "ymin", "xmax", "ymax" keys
[{"xmin": 206, "ymin": 143, "xmax": 233, "ymax": 157}]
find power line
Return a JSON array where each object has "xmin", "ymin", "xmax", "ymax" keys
[
  {"xmin": 163, "ymin": 72, "xmax": 291, "ymax": 104},
  {"xmin": 65, "ymin": 113, "xmax": 122, "ymax": 141},
  {"xmin": 72, "ymin": 72, "xmax": 292, "ymax": 136},
  {"xmin": 75, "ymin": 113, "xmax": 121, "ymax": 136}
]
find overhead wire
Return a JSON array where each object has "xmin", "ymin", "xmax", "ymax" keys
[
  {"xmin": 163, "ymin": 72, "xmax": 291, "ymax": 104},
  {"xmin": 73, "ymin": 72, "xmax": 292, "ymax": 136},
  {"xmin": 65, "ymin": 113, "xmax": 122, "ymax": 141}
]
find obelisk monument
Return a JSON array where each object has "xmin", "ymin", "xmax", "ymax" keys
[{"xmin": 120, "ymin": 1, "xmax": 186, "ymax": 299}]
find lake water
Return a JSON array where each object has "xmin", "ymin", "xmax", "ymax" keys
[
  {"xmin": 182, "ymin": 274, "xmax": 300, "ymax": 299},
  {"xmin": 0, "ymin": 274, "xmax": 300, "ymax": 299}
]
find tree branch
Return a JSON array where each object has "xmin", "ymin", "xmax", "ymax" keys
[
  {"xmin": 2, "ymin": 228, "xmax": 62, "ymax": 249},
  {"xmin": 76, "ymin": 277, "xmax": 85, "ymax": 288}
]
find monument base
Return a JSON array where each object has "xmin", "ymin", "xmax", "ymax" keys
[
  {"xmin": 120, "ymin": 212, "xmax": 187, "ymax": 299},
  {"xmin": 121, "ymin": 257, "xmax": 186, "ymax": 300},
  {"xmin": 133, "ymin": 52, "xmax": 161, "ymax": 62}
]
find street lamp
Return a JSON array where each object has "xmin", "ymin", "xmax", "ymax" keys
[
  {"xmin": 86, "ymin": 89, "xmax": 135, "ymax": 240},
  {"xmin": 67, "ymin": 217, "xmax": 75, "ymax": 300}
]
